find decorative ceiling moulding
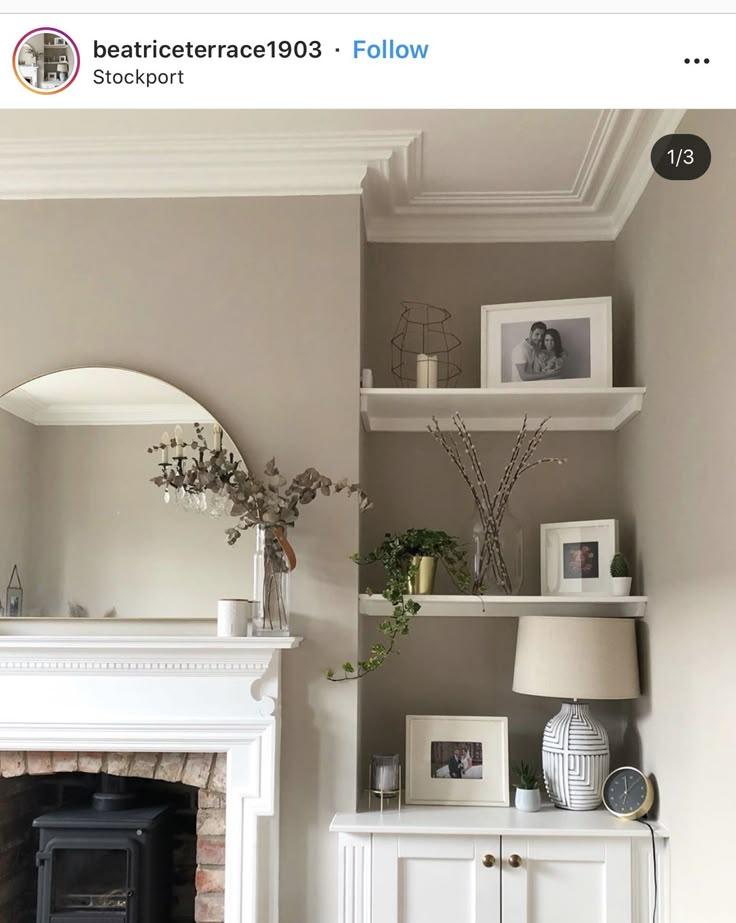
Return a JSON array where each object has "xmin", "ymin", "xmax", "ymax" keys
[
  {"xmin": 0, "ymin": 391, "xmax": 215, "ymax": 426},
  {"xmin": 0, "ymin": 111, "xmax": 684, "ymax": 241},
  {"xmin": 0, "ymin": 130, "xmax": 421, "ymax": 200},
  {"xmin": 369, "ymin": 109, "xmax": 686, "ymax": 242}
]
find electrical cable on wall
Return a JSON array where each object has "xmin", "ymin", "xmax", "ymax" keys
[{"xmin": 638, "ymin": 818, "xmax": 658, "ymax": 923}]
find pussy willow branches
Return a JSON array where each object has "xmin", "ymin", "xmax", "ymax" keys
[{"xmin": 428, "ymin": 413, "xmax": 566, "ymax": 594}]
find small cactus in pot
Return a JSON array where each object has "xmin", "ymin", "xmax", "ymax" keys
[{"xmin": 610, "ymin": 553, "xmax": 632, "ymax": 596}]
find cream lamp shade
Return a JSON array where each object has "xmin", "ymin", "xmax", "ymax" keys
[
  {"xmin": 513, "ymin": 616, "xmax": 640, "ymax": 700},
  {"xmin": 513, "ymin": 616, "xmax": 640, "ymax": 811}
]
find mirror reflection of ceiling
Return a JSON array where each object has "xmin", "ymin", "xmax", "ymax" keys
[
  {"xmin": 0, "ymin": 368, "xmax": 249, "ymax": 620},
  {"xmin": 0, "ymin": 368, "xmax": 212, "ymax": 426}
]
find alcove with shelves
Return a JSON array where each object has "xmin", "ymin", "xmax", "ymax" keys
[{"xmin": 356, "ymin": 240, "xmax": 647, "ymax": 797}]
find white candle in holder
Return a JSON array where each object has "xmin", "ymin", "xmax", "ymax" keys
[
  {"xmin": 217, "ymin": 599, "xmax": 252, "ymax": 637},
  {"xmin": 416, "ymin": 354, "xmax": 439, "ymax": 388},
  {"xmin": 160, "ymin": 432, "xmax": 169, "ymax": 464}
]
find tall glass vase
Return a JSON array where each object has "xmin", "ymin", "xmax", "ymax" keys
[
  {"xmin": 472, "ymin": 504, "xmax": 524, "ymax": 595},
  {"xmin": 253, "ymin": 525, "xmax": 292, "ymax": 636}
]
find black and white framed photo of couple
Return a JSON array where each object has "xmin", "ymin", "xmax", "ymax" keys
[
  {"xmin": 405, "ymin": 715, "xmax": 509, "ymax": 806},
  {"xmin": 480, "ymin": 296, "xmax": 612, "ymax": 388}
]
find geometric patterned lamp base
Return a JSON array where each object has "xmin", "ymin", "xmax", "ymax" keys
[{"xmin": 542, "ymin": 702, "xmax": 609, "ymax": 811}]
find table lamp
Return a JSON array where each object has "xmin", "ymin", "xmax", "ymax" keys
[{"xmin": 512, "ymin": 616, "xmax": 640, "ymax": 811}]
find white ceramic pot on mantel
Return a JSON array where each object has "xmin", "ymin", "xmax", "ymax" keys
[
  {"xmin": 611, "ymin": 577, "xmax": 633, "ymax": 596},
  {"xmin": 515, "ymin": 787, "xmax": 542, "ymax": 812}
]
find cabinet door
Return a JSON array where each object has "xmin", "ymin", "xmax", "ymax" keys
[
  {"xmin": 372, "ymin": 834, "xmax": 501, "ymax": 923},
  {"xmin": 501, "ymin": 836, "xmax": 632, "ymax": 923}
]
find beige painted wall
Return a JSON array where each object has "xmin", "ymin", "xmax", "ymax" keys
[
  {"xmin": 360, "ymin": 242, "xmax": 635, "ymax": 776},
  {"xmin": 0, "ymin": 409, "xmax": 34, "ymax": 613},
  {"xmin": 615, "ymin": 110, "xmax": 736, "ymax": 922},
  {"xmin": 25, "ymin": 423, "xmax": 250, "ymax": 618},
  {"xmin": 0, "ymin": 195, "xmax": 362, "ymax": 923}
]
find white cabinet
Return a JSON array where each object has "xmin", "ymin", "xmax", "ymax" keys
[
  {"xmin": 331, "ymin": 806, "xmax": 668, "ymax": 923},
  {"xmin": 372, "ymin": 834, "xmax": 501, "ymax": 923},
  {"xmin": 501, "ymin": 836, "xmax": 632, "ymax": 923}
]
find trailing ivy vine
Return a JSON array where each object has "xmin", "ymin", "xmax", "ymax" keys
[{"xmin": 326, "ymin": 529, "xmax": 469, "ymax": 682}]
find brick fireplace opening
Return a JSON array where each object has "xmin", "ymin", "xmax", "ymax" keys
[{"xmin": 0, "ymin": 751, "xmax": 227, "ymax": 923}]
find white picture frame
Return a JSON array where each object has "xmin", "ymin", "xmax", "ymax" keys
[
  {"xmin": 480, "ymin": 296, "xmax": 613, "ymax": 388},
  {"xmin": 405, "ymin": 715, "xmax": 509, "ymax": 806},
  {"xmin": 540, "ymin": 519, "xmax": 619, "ymax": 596}
]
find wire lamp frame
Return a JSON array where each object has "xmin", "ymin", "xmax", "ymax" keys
[{"xmin": 391, "ymin": 302, "xmax": 461, "ymax": 387}]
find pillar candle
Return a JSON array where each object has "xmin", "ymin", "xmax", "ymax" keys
[
  {"xmin": 416, "ymin": 354, "xmax": 439, "ymax": 388},
  {"xmin": 217, "ymin": 599, "xmax": 253, "ymax": 637}
]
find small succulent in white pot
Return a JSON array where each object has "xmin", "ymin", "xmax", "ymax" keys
[
  {"xmin": 513, "ymin": 761, "xmax": 542, "ymax": 812},
  {"xmin": 610, "ymin": 553, "xmax": 633, "ymax": 596}
]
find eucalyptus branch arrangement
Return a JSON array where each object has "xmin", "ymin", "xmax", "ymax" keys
[
  {"xmin": 327, "ymin": 529, "xmax": 470, "ymax": 682},
  {"xmin": 428, "ymin": 413, "xmax": 566, "ymax": 594},
  {"xmin": 148, "ymin": 425, "xmax": 371, "ymax": 545}
]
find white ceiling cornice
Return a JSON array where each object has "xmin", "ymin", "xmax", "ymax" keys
[
  {"xmin": 0, "ymin": 111, "xmax": 684, "ymax": 242},
  {"xmin": 0, "ymin": 390, "xmax": 213, "ymax": 426},
  {"xmin": 368, "ymin": 110, "xmax": 685, "ymax": 242},
  {"xmin": 0, "ymin": 130, "xmax": 422, "ymax": 200}
]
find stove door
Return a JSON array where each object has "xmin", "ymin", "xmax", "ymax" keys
[{"xmin": 37, "ymin": 835, "xmax": 140, "ymax": 923}]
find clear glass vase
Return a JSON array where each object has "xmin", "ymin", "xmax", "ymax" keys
[
  {"xmin": 472, "ymin": 504, "xmax": 524, "ymax": 595},
  {"xmin": 253, "ymin": 525, "xmax": 292, "ymax": 636}
]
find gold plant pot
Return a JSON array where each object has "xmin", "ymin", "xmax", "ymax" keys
[{"xmin": 407, "ymin": 556, "xmax": 437, "ymax": 595}]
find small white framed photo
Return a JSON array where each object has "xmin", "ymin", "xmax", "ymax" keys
[
  {"xmin": 480, "ymin": 296, "xmax": 612, "ymax": 388},
  {"xmin": 541, "ymin": 519, "xmax": 619, "ymax": 596},
  {"xmin": 405, "ymin": 715, "xmax": 509, "ymax": 807}
]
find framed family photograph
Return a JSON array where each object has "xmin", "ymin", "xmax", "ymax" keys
[
  {"xmin": 541, "ymin": 519, "xmax": 619, "ymax": 595},
  {"xmin": 480, "ymin": 296, "xmax": 612, "ymax": 388},
  {"xmin": 405, "ymin": 715, "xmax": 509, "ymax": 806}
]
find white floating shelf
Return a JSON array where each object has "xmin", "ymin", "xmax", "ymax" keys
[
  {"xmin": 359, "ymin": 594, "xmax": 647, "ymax": 619},
  {"xmin": 360, "ymin": 387, "xmax": 645, "ymax": 432}
]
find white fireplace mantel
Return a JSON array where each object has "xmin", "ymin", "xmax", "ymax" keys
[{"xmin": 0, "ymin": 621, "xmax": 302, "ymax": 923}]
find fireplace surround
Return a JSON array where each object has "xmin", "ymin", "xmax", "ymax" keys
[{"xmin": 0, "ymin": 623, "xmax": 300, "ymax": 923}]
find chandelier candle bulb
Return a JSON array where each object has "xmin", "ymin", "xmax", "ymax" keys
[
  {"xmin": 174, "ymin": 424, "xmax": 184, "ymax": 458},
  {"xmin": 160, "ymin": 432, "xmax": 169, "ymax": 464},
  {"xmin": 416, "ymin": 353, "xmax": 439, "ymax": 388},
  {"xmin": 214, "ymin": 422, "xmax": 223, "ymax": 452}
]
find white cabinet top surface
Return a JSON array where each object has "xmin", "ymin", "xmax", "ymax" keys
[{"xmin": 331, "ymin": 804, "xmax": 668, "ymax": 838}]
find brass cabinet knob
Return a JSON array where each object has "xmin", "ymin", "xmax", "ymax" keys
[
  {"xmin": 482, "ymin": 854, "xmax": 496, "ymax": 868},
  {"xmin": 508, "ymin": 854, "xmax": 522, "ymax": 869}
]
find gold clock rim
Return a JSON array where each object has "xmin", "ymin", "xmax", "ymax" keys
[{"xmin": 602, "ymin": 766, "xmax": 654, "ymax": 821}]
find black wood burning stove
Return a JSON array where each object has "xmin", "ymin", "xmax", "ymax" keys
[{"xmin": 33, "ymin": 793, "xmax": 171, "ymax": 923}]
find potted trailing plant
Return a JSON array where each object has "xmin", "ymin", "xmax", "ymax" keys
[
  {"xmin": 513, "ymin": 760, "xmax": 542, "ymax": 812},
  {"xmin": 610, "ymin": 553, "xmax": 632, "ymax": 596},
  {"xmin": 327, "ymin": 528, "xmax": 470, "ymax": 682}
]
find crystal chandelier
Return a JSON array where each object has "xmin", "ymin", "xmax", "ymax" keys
[{"xmin": 150, "ymin": 422, "xmax": 242, "ymax": 517}]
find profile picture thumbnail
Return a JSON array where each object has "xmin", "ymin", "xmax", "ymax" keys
[{"xmin": 14, "ymin": 28, "xmax": 80, "ymax": 94}]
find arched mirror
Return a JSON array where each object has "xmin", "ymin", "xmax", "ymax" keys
[{"xmin": 0, "ymin": 368, "xmax": 251, "ymax": 620}]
